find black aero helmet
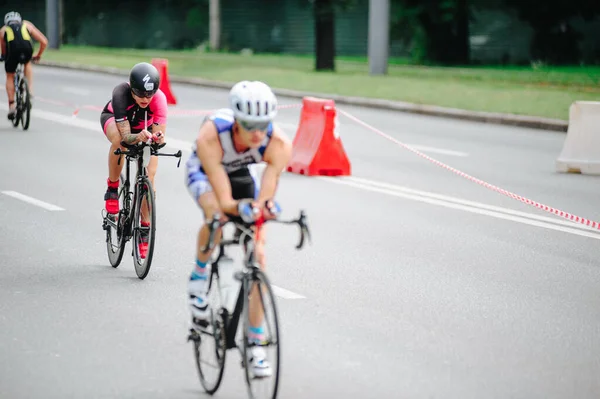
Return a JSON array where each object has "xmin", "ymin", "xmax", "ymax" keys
[{"xmin": 129, "ymin": 62, "xmax": 160, "ymax": 98}]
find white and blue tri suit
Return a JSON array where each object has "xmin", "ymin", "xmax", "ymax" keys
[{"xmin": 186, "ymin": 108, "xmax": 274, "ymax": 202}]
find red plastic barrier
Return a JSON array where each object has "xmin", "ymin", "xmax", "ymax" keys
[
  {"xmin": 286, "ymin": 97, "xmax": 351, "ymax": 176},
  {"xmin": 151, "ymin": 58, "xmax": 177, "ymax": 105}
]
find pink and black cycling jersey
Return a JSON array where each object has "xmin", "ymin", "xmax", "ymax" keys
[{"xmin": 101, "ymin": 82, "xmax": 168, "ymax": 133}]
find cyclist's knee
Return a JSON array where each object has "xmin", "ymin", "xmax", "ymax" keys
[
  {"xmin": 105, "ymin": 123, "xmax": 121, "ymax": 146},
  {"xmin": 199, "ymin": 192, "xmax": 220, "ymax": 220}
]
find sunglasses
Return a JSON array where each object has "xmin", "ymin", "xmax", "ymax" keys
[
  {"xmin": 131, "ymin": 88, "xmax": 156, "ymax": 99},
  {"xmin": 239, "ymin": 120, "xmax": 270, "ymax": 132}
]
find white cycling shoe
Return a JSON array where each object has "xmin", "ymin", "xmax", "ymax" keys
[
  {"xmin": 188, "ymin": 272, "xmax": 210, "ymax": 327},
  {"xmin": 248, "ymin": 346, "xmax": 273, "ymax": 378}
]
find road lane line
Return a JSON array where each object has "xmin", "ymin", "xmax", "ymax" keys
[
  {"xmin": 404, "ymin": 144, "xmax": 468, "ymax": 157},
  {"xmin": 344, "ymin": 176, "xmax": 598, "ymax": 232},
  {"xmin": 319, "ymin": 177, "xmax": 600, "ymax": 241},
  {"xmin": 272, "ymin": 285, "xmax": 306, "ymax": 299},
  {"xmin": 2, "ymin": 191, "xmax": 65, "ymax": 211}
]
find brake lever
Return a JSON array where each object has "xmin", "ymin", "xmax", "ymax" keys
[
  {"xmin": 176, "ymin": 150, "xmax": 182, "ymax": 168},
  {"xmin": 295, "ymin": 210, "xmax": 310, "ymax": 249}
]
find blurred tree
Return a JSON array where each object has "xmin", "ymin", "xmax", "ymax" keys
[
  {"xmin": 391, "ymin": 0, "xmax": 470, "ymax": 65},
  {"xmin": 501, "ymin": 0, "xmax": 600, "ymax": 64},
  {"xmin": 305, "ymin": 0, "xmax": 356, "ymax": 71}
]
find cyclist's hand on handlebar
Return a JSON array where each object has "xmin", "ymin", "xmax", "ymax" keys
[
  {"xmin": 237, "ymin": 199, "xmax": 260, "ymax": 223},
  {"xmin": 151, "ymin": 131, "xmax": 165, "ymax": 144},
  {"xmin": 237, "ymin": 199, "xmax": 280, "ymax": 223},
  {"xmin": 261, "ymin": 199, "xmax": 281, "ymax": 221},
  {"xmin": 139, "ymin": 129, "xmax": 153, "ymax": 143}
]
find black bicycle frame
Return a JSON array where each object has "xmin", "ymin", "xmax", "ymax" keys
[
  {"xmin": 118, "ymin": 149, "xmax": 148, "ymax": 239},
  {"xmin": 206, "ymin": 211, "xmax": 309, "ymax": 350},
  {"xmin": 110, "ymin": 141, "xmax": 182, "ymax": 239}
]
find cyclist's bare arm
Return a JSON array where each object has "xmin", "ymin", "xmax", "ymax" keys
[
  {"xmin": 195, "ymin": 122, "xmax": 237, "ymax": 214},
  {"xmin": 24, "ymin": 21, "xmax": 48, "ymax": 58},
  {"xmin": 259, "ymin": 125, "xmax": 292, "ymax": 203},
  {"xmin": 0, "ymin": 26, "xmax": 6, "ymax": 56},
  {"xmin": 116, "ymin": 120, "xmax": 140, "ymax": 145}
]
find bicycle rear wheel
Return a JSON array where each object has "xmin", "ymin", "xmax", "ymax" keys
[
  {"xmin": 105, "ymin": 175, "xmax": 127, "ymax": 267},
  {"xmin": 19, "ymin": 78, "xmax": 31, "ymax": 130},
  {"xmin": 243, "ymin": 269, "xmax": 281, "ymax": 399},
  {"xmin": 191, "ymin": 268, "xmax": 227, "ymax": 394},
  {"xmin": 132, "ymin": 176, "xmax": 155, "ymax": 279}
]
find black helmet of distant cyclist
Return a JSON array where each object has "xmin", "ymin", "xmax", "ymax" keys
[
  {"xmin": 4, "ymin": 11, "xmax": 22, "ymax": 25},
  {"xmin": 129, "ymin": 62, "xmax": 160, "ymax": 98}
]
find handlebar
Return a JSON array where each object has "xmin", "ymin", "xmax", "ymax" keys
[
  {"xmin": 201, "ymin": 209, "xmax": 311, "ymax": 254},
  {"xmin": 114, "ymin": 140, "xmax": 183, "ymax": 167}
]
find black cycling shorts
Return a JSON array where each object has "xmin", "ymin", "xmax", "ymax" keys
[{"xmin": 5, "ymin": 48, "xmax": 33, "ymax": 73}]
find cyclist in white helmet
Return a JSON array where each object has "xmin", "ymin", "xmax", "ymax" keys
[
  {"xmin": 185, "ymin": 80, "xmax": 292, "ymax": 378},
  {"xmin": 0, "ymin": 11, "xmax": 48, "ymax": 119}
]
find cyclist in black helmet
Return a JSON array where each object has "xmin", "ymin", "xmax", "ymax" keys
[
  {"xmin": 0, "ymin": 11, "xmax": 48, "ymax": 120},
  {"xmin": 99, "ymin": 62, "xmax": 168, "ymax": 259}
]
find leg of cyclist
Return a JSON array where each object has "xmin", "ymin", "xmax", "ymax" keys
[
  {"xmin": 23, "ymin": 61, "xmax": 33, "ymax": 96},
  {"xmin": 188, "ymin": 191, "xmax": 223, "ymax": 326},
  {"xmin": 104, "ymin": 119, "xmax": 125, "ymax": 215},
  {"xmin": 246, "ymin": 226, "xmax": 273, "ymax": 377},
  {"xmin": 245, "ymin": 165, "xmax": 273, "ymax": 378},
  {"xmin": 5, "ymin": 71, "xmax": 16, "ymax": 119}
]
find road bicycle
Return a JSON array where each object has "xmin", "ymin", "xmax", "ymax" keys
[
  {"xmin": 188, "ymin": 205, "xmax": 310, "ymax": 399},
  {"xmin": 11, "ymin": 63, "xmax": 31, "ymax": 130},
  {"xmin": 102, "ymin": 139, "xmax": 182, "ymax": 279}
]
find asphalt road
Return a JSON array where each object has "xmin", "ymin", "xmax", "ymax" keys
[{"xmin": 0, "ymin": 65, "xmax": 598, "ymax": 399}]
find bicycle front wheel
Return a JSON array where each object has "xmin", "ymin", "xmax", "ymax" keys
[
  {"xmin": 105, "ymin": 174, "xmax": 127, "ymax": 268},
  {"xmin": 132, "ymin": 176, "xmax": 156, "ymax": 279},
  {"xmin": 243, "ymin": 269, "xmax": 281, "ymax": 399},
  {"xmin": 20, "ymin": 78, "xmax": 31, "ymax": 130}
]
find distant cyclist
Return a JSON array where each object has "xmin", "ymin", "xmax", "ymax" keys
[
  {"xmin": 0, "ymin": 11, "xmax": 48, "ymax": 120},
  {"xmin": 185, "ymin": 80, "xmax": 292, "ymax": 378},
  {"xmin": 100, "ymin": 62, "xmax": 167, "ymax": 258}
]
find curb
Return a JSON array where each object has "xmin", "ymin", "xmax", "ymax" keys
[{"xmin": 40, "ymin": 60, "xmax": 569, "ymax": 133}]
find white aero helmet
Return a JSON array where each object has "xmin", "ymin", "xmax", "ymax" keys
[
  {"xmin": 4, "ymin": 11, "xmax": 22, "ymax": 25},
  {"xmin": 229, "ymin": 80, "xmax": 278, "ymax": 128}
]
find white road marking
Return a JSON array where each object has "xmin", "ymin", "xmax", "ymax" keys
[
  {"xmin": 319, "ymin": 177, "xmax": 600, "ymax": 241},
  {"xmin": 272, "ymin": 285, "xmax": 306, "ymax": 299},
  {"xmin": 403, "ymin": 144, "xmax": 468, "ymax": 157},
  {"xmin": 2, "ymin": 191, "xmax": 65, "ymax": 211},
  {"xmin": 346, "ymin": 176, "xmax": 599, "ymax": 232},
  {"xmin": 62, "ymin": 87, "xmax": 91, "ymax": 96}
]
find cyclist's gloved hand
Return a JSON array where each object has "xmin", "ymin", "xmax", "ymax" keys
[
  {"xmin": 237, "ymin": 199, "xmax": 259, "ymax": 223},
  {"xmin": 263, "ymin": 199, "xmax": 281, "ymax": 219}
]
